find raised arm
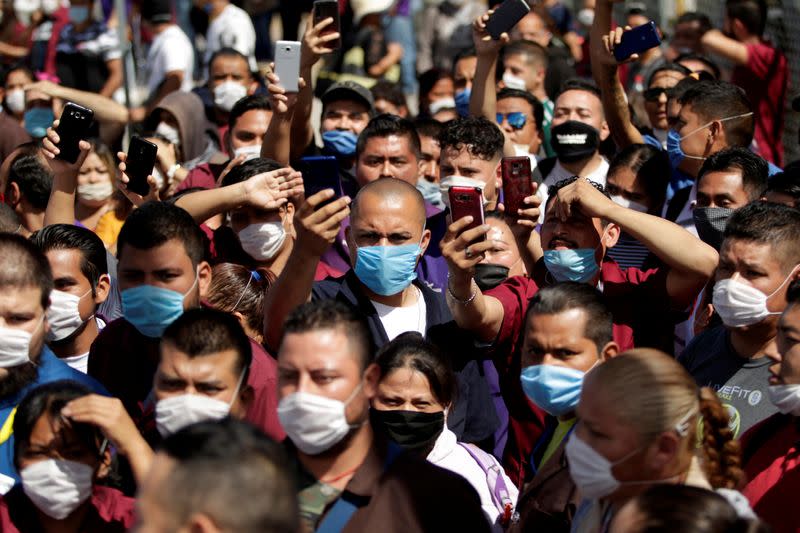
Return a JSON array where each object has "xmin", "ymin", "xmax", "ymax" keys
[
  {"xmin": 174, "ymin": 167, "xmax": 303, "ymax": 223},
  {"xmin": 589, "ymin": 2, "xmax": 645, "ymax": 148},
  {"xmin": 261, "ymin": 71, "xmax": 302, "ymax": 166},
  {"xmin": 441, "ymin": 216, "xmax": 506, "ymax": 342},
  {"xmin": 25, "ymin": 80, "xmax": 129, "ymax": 125},
  {"xmin": 701, "ymin": 29, "xmax": 749, "ymax": 66},
  {"xmin": 263, "ymin": 191, "xmax": 351, "ymax": 351},
  {"xmin": 554, "ymin": 178, "xmax": 719, "ymax": 309},
  {"xmin": 41, "ymin": 121, "xmax": 91, "ymax": 226}
]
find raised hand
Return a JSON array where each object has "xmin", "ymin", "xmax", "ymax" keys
[
  {"xmin": 441, "ymin": 216, "xmax": 494, "ymax": 282},
  {"xmin": 473, "ymin": 11, "xmax": 510, "ymax": 57},
  {"xmin": 41, "ymin": 119, "xmax": 91, "ymax": 179},
  {"xmin": 301, "ymin": 17, "xmax": 341, "ymax": 69},
  {"xmin": 241, "ymin": 167, "xmax": 304, "ymax": 210},
  {"xmin": 116, "ymin": 151, "xmax": 160, "ymax": 207},
  {"xmin": 294, "ymin": 191, "xmax": 351, "ymax": 257}
]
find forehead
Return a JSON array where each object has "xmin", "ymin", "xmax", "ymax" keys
[
  {"xmin": 45, "ymin": 248, "xmax": 86, "ymax": 278},
  {"xmin": 119, "ymin": 239, "xmax": 193, "ymax": 270},
  {"xmin": 698, "ymin": 169, "xmax": 744, "ymax": 192},
  {"xmin": 781, "ymin": 304, "xmax": 800, "ymax": 329},
  {"xmin": 279, "ymin": 329, "xmax": 360, "ymax": 370},
  {"xmin": 487, "ymin": 217, "xmax": 513, "ymax": 239},
  {"xmin": 519, "ymin": 12, "xmax": 544, "ymax": 31},
  {"xmin": 324, "ymin": 99, "xmax": 369, "ymax": 115},
  {"xmin": 454, "ymin": 57, "xmax": 477, "ymax": 77},
  {"xmin": 210, "ymin": 54, "xmax": 250, "ymax": 75},
  {"xmin": 419, "ymin": 135, "xmax": 439, "ymax": 152},
  {"xmin": 233, "ymin": 109, "xmax": 271, "ymax": 130},
  {"xmin": 720, "ymin": 238, "xmax": 781, "ymax": 268},
  {"xmin": 555, "ymin": 90, "xmax": 601, "ymax": 113},
  {"xmin": 362, "ymin": 134, "xmax": 415, "ymax": 156},
  {"xmin": 159, "ymin": 344, "xmax": 239, "ymax": 379},
  {"xmin": 380, "ymin": 367, "xmax": 433, "ymax": 395},
  {"xmin": 0, "ymin": 285, "xmax": 44, "ymax": 312},
  {"xmin": 497, "ymin": 97, "xmax": 533, "ymax": 114},
  {"xmin": 527, "ymin": 308, "xmax": 590, "ymax": 340},
  {"xmin": 353, "ymin": 191, "xmax": 424, "ymax": 230},
  {"xmin": 649, "ymin": 70, "xmax": 685, "ymax": 89}
]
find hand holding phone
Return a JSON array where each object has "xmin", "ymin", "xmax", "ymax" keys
[
  {"xmin": 124, "ymin": 136, "xmax": 158, "ymax": 197},
  {"xmin": 613, "ymin": 21, "xmax": 661, "ymax": 62},
  {"xmin": 313, "ymin": 0, "xmax": 341, "ymax": 49},
  {"xmin": 300, "ymin": 156, "xmax": 343, "ymax": 209},
  {"xmin": 485, "ymin": 0, "xmax": 531, "ymax": 40},
  {"xmin": 502, "ymin": 156, "xmax": 533, "ymax": 216},
  {"xmin": 55, "ymin": 103, "xmax": 94, "ymax": 164},
  {"xmin": 274, "ymin": 41, "xmax": 302, "ymax": 92},
  {"xmin": 449, "ymin": 186, "xmax": 486, "ymax": 243}
]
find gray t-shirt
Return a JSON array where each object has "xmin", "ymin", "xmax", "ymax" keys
[{"xmin": 678, "ymin": 325, "xmax": 776, "ymax": 438}]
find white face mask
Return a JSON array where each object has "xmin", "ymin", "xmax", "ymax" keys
[
  {"xmin": 155, "ymin": 369, "xmax": 245, "ymax": 437},
  {"xmin": 513, "ymin": 144, "xmax": 532, "ymax": 157},
  {"xmin": 47, "ymin": 289, "xmax": 91, "ymax": 342},
  {"xmin": 21, "ymin": 459, "xmax": 94, "ymax": 519},
  {"xmin": 156, "ymin": 122, "xmax": 180, "ymax": 147},
  {"xmin": 152, "ymin": 166, "xmax": 165, "ymax": 190},
  {"xmin": 768, "ymin": 383, "xmax": 800, "ymax": 415},
  {"xmin": 0, "ymin": 317, "xmax": 43, "ymax": 368},
  {"xmin": 5, "ymin": 88, "xmax": 25, "ymax": 114},
  {"xmin": 77, "ymin": 181, "xmax": 114, "ymax": 203},
  {"xmin": 278, "ymin": 384, "xmax": 363, "ymax": 455},
  {"xmin": 428, "ymin": 97, "xmax": 456, "ymax": 116},
  {"xmin": 502, "ymin": 71, "xmax": 527, "ymax": 92},
  {"xmin": 233, "ymin": 144, "xmax": 262, "ymax": 161},
  {"xmin": 610, "ymin": 194, "xmax": 648, "ymax": 214},
  {"xmin": 238, "ymin": 221, "xmax": 287, "ymax": 262},
  {"xmin": 213, "ymin": 80, "xmax": 248, "ymax": 113},
  {"xmin": 440, "ymin": 175, "xmax": 490, "ymax": 211},
  {"xmin": 712, "ymin": 270, "xmax": 797, "ymax": 328}
]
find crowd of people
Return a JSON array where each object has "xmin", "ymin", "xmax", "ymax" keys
[{"xmin": 0, "ymin": 0, "xmax": 797, "ymax": 531}]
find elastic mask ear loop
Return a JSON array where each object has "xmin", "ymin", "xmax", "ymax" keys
[
  {"xmin": 229, "ymin": 365, "xmax": 249, "ymax": 409},
  {"xmin": 231, "ymin": 271, "xmax": 255, "ymax": 312},
  {"xmin": 764, "ymin": 263, "xmax": 800, "ymax": 312}
]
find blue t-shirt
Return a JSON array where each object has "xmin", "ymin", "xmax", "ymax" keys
[{"xmin": 0, "ymin": 348, "xmax": 108, "ymax": 487}]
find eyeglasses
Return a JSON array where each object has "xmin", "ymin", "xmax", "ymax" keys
[
  {"xmin": 496, "ymin": 112, "xmax": 528, "ymax": 130},
  {"xmin": 643, "ymin": 87, "xmax": 677, "ymax": 102}
]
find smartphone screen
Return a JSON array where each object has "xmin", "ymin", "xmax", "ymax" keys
[
  {"xmin": 55, "ymin": 103, "xmax": 94, "ymax": 164},
  {"xmin": 485, "ymin": 0, "xmax": 530, "ymax": 40},
  {"xmin": 300, "ymin": 156, "xmax": 342, "ymax": 209},
  {"xmin": 125, "ymin": 136, "xmax": 158, "ymax": 196}
]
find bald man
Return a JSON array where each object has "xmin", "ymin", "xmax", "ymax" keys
[{"xmin": 264, "ymin": 178, "xmax": 498, "ymax": 444}]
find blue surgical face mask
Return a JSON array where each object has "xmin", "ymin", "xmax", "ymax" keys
[
  {"xmin": 24, "ymin": 108, "xmax": 55, "ymax": 138},
  {"xmin": 354, "ymin": 243, "xmax": 422, "ymax": 296},
  {"xmin": 667, "ymin": 112, "xmax": 754, "ymax": 170},
  {"xmin": 69, "ymin": 5, "xmax": 90, "ymax": 24},
  {"xmin": 454, "ymin": 88, "xmax": 471, "ymax": 117},
  {"xmin": 121, "ymin": 276, "xmax": 198, "ymax": 338},
  {"xmin": 322, "ymin": 130, "xmax": 358, "ymax": 157},
  {"xmin": 543, "ymin": 248, "xmax": 600, "ymax": 283},
  {"xmin": 520, "ymin": 364, "xmax": 587, "ymax": 416}
]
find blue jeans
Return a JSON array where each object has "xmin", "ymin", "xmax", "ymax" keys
[{"xmin": 384, "ymin": 14, "xmax": 417, "ymax": 94}]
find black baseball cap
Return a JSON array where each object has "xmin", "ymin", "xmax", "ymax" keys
[{"xmin": 321, "ymin": 81, "xmax": 375, "ymax": 113}]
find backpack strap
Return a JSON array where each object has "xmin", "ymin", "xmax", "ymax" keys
[{"xmin": 459, "ymin": 442, "xmax": 514, "ymax": 527}]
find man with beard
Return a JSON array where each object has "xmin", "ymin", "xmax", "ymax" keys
[{"xmin": 0, "ymin": 234, "xmax": 105, "ymax": 490}]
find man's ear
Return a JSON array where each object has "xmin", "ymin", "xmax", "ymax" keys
[
  {"xmin": 602, "ymin": 222, "xmax": 621, "ymax": 249},
  {"xmin": 419, "ymin": 227, "xmax": 432, "ymax": 256},
  {"xmin": 600, "ymin": 341, "xmax": 619, "ymax": 362},
  {"xmin": 238, "ymin": 384, "xmax": 254, "ymax": 415},
  {"xmin": 188, "ymin": 513, "xmax": 222, "ymax": 533},
  {"xmin": 6, "ymin": 181, "xmax": 20, "ymax": 208},
  {"xmin": 93, "ymin": 273, "xmax": 111, "ymax": 305},
  {"xmin": 599, "ymin": 120, "xmax": 611, "ymax": 142},
  {"xmin": 363, "ymin": 363, "xmax": 381, "ymax": 400},
  {"xmin": 197, "ymin": 261, "xmax": 213, "ymax": 300}
]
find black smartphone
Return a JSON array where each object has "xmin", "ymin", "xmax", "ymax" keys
[
  {"xmin": 485, "ymin": 0, "xmax": 531, "ymax": 40},
  {"xmin": 125, "ymin": 136, "xmax": 158, "ymax": 196},
  {"xmin": 300, "ymin": 156, "xmax": 343, "ymax": 209},
  {"xmin": 614, "ymin": 21, "xmax": 661, "ymax": 62},
  {"xmin": 313, "ymin": 0, "xmax": 341, "ymax": 49},
  {"xmin": 54, "ymin": 102, "xmax": 94, "ymax": 164}
]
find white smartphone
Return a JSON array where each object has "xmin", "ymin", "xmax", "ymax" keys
[{"xmin": 274, "ymin": 40, "xmax": 301, "ymax": 93}]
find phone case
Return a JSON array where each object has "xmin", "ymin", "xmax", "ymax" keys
[
  {"xmin": 502, "ymin": 156, "xmax": 533, "ymax": 216},
  {"xmin": 274, "ymin": 41, "xmax": 301, "ymax": 92},
  {"xmin": 301, "ymin": 156, "xmax": 342, "ymax": 208},
  {"xmin": 614, "ymin": 21, "xmax": 661, "ymax": 62},
  {"xmin": 449, "ymin": 186, "xmax": 486, "ymax": 242},
  {"xmin": 125, "ymin": 137, "xmax": 158, "ymax": 196},
  {"xmin": 55, "ymin": 103, "xmax": 94, "ymax": 164},
  {"xmin": 313, "ymin": 0, "xmax": 341, "ymax": 49},
  {"xmin": 486, "ymin": 0, "xmax": 531, "ymax": 40}
]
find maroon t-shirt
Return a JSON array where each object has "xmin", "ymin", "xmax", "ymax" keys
[
  {"xmin": 732, "ymin": 42, "xmax": 788, "ymax": 166},
  {"xmin": 486, "ymin": 259, "xmax": 681, "ymax": 485}
]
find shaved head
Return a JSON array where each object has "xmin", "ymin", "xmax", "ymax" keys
[
  {"xmin": 351, "ymin": 178, "xmax": 427, "ymax": 229},
  {"xmin": 0, "ymin": 233, "xmax": 52, "ymax": 308}
]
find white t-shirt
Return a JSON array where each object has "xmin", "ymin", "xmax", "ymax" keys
[
  {"xmin": 537, "ymin": 157, "xmax": 610, "ymax": 223},
  {"xmin": 370, "ymin": 287, "xmax": 427, "ymax": 341},
  {"xmin": 62, "ymin": 352, "xmax": 89, "ymax": 374},
  {"xmin": 204, "ymin": 4, "xmax": 257, "ymax": 71},
  {"xmin": 146, "ymin": 25, "xmax": 195, "ymax": 94}
]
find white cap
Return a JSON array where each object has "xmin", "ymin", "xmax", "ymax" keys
[{"xmin": 350, "ymin": 0, "xmax": 394, "ymax": 23}]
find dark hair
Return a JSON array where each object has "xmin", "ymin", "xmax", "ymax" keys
[
  {"xmin": 206, "ymin": 264, "xmax": 274, "ymax": 335},
  {"xmin": 698, "ymin": 148, "xmax": 768, "ymax": 201},
  {"xmin": 525, "ymin": 282, "xmax": 613, "ymax": 352},
  {"xmin": 30, "ymin": 224, "xmax": 108, "ymax": 291},
  {"xmin": 766, "ymin": 168, "xmax": 800, "ymax": 205},
  {"xmin": 0, "ymin": 233, "xmax": 53, "ymax": 307},
  {"xmin": 608, "ymin": 144, "xmax": 671, "ymax": 209},
  {"xmin": 220, "ymin": 157, "xmax": 284, "ymax": 187},
  {"xmin": 557, "ymin": 78, "xmax": 602, "ymax": 101},
  {"xmin": 371, "ymin": 80, "xmax": 407, "ymax": 112},
  {"xmin": 676, "ymin": 12, "xmax": 713, "ymax": 33},
  {"xmin": 116, "ymin": 201, "xmax": 208, "ymax": 268},
  {"xmin": 0, "ymin": 203, "xmax": 21, "ymax": 233},
  {"xmin": 453, "ymin": 47, "xmax": 477, "ymax": 71},
  {"xmin": 281, "ymin": 300, "xmax": 372, "ymax": 370},
  {"xmin": 724, "ymin": 201, "xmax": 800, "ymax": 269},
  {"xmin": 375, "ymin": 332, "xmax": 457, "ymax": 407},
  {"xmin": 726, "ymin": 0, "xmax": 767, "ymax": 36},
  {"xmin": 675, "ymin": 52, "xmax": 722, "ymax": 80},
  {"xmin": 624, "ymin": 484, "xmax": 769, "ymax": 533},
  {"xmin": 646, "ymin": 63, "xmax": 691, "ymax": 88},
  {"xmin": 7, "ymin": 154, "xmax": 53, "ymax": 210},
  {"xmin": 208, "ymin": 47, "xmax": 252, "ymax": 77},
  {"xmin": 438, "ymin": 116, "xmax": 504, "ymax": 161},
  {"xmin": 356, "ymin": 114, "xmax": 421, "ymax": 159},
  {"xmin": 497, "ymin": 88, "xmax": 545, "ymax": 132},
  {"xmin": 418, "ymin": 68, "xmax": 453, "ymax": 103},
  {"xmin": 228, "ymin": 94, "xmax": 271, "ymax": 132},
  {"xmin": 678, "ymin": 81, "xmax": 754, "ymax": 148},
  {"xmin": 13, "ymin": 381, "xmax": 103, "ymax": 470},
  {"xmin": 668, "ymin": 76, "xmax": 700, "ymax": 103},
  {"xmin": 159, "ymin": 418, "xmax": 298, "ymax": 533},
  {"xmin": 0, "ymin": 64, "xmax": 35, "ymax": 88},
  {"xmin": 545, "ymin": 176, "xmax": 609, "ymax": 212},
  {"xmin": 502, "ymin": 39, "xmax": 549, "ymax": 69},
  {"xmin": 787, "ymin": 279, "xmax": 800, "ymax": 305},
  {"xmin": 161, "ymin": 308, "xmax": 252, "ymax": 382},
  {"xmin": 414, "ymin": 117, "xmax": 444, "ymax": 140}
]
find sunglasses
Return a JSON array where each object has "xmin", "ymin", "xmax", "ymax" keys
[
  {"xmin": 496, "ymin": 112, "xmax": 528, "ymax": 130},
  {"xmin": 643, "ymin": 87, "xmax": 677, "ymax": 102}
]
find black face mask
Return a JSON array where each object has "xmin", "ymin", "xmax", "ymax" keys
[
  {"xmin": 693, "ymin": 206, "xmax": 734, "ymax": 251},
  {"xmin": 550, "ymin": 120, "xmax": 601, "ymax": 163},
  {"xmin": 370, "ymin": 408, "xmax": 445, "ymax": 452},
  {"xmin": 474, "ymin": 263, "xmax": 510, "ymax": 291}
]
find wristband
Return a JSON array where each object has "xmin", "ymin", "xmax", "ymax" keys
[
  {"xmin": 448, "ymin": 279, "xmax": 477, "ymax": 305},
  {"xmin": 166, "ymin": 163, "xmax": 182, "ymax": 180}
]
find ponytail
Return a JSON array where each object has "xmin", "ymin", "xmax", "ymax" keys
[{"xmin": 698, "ymin": 387, "xmax": 744, "ymax": 489}]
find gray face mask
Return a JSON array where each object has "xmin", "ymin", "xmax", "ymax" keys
[{"xmin": 693, "ymin": 207, "xmax": 734, "ymax": 251}]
